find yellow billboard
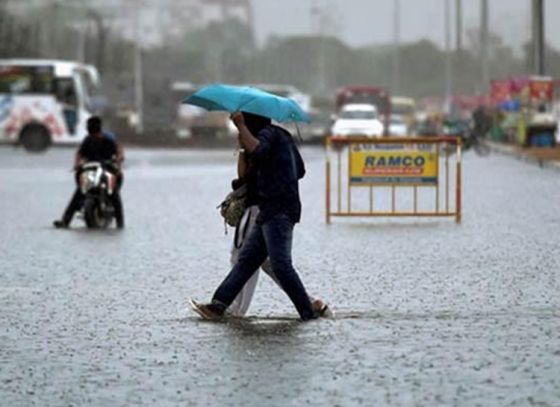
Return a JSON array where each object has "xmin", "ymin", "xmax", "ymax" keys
[{"xmin": 349, "ymin": 143, "xmax": 438, "ymax": 185}]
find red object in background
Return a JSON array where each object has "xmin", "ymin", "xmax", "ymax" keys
[
  {"xmin": 510, "ymin": 76, "xmax": 530, "ymax": 93},
  {"xmin": 490, "ymin": 80, "xmax": 512, "ymax": 105},
  {"xmin": 529, "ymin": 77, "xmax": 554, "ymax": 102}
]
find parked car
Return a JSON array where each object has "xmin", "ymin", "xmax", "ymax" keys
[
  {"xmin": 331, "ymin": 104, "xmax": 384, "ymax": 137},
  {"xmin": 389, "ymin": 116, "xmax": 409, "ymax": 136},
  {"xmin": 336, "ymin": 86, "xmax": 390, "ymax": 133}
]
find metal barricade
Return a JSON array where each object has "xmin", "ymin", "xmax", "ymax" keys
[{"xmin": 325, "ymin": 136, "xmax": 462, "ymax": 224}]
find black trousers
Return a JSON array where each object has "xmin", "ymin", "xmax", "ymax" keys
[{"xmin": 61, "ymin": 172, "xmax": 124, "ymax": 227}]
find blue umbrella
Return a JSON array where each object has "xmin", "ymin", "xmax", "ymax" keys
[{"xmin": 182, "ymin": 84, "xmax": 311, "ymax": 123}]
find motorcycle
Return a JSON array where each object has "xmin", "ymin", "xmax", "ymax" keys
[
  {"xmin": 77, "ymin": 161, "xmax": 119, "ymax": 229},
  {"xmin": 442, "ymin": 119, "xmax": 491, "ymax": 157}
]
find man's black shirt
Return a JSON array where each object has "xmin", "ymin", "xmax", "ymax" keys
[
  {"xmin": 78, "ymin": 134, "xmax": 118, "ymax": 162},
  {"xmin": 250, "ymin": 125, "xmax": 305, "ymax": 225}
]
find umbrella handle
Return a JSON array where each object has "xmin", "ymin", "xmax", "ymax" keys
[{"xmin": 294, "ymin": 122, "xmax": 303, "ymax": 143}]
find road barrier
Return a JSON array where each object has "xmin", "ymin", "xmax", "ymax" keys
[{"xmin": 325, "ymin": 136, "xmax": 462, "ymax": 224}]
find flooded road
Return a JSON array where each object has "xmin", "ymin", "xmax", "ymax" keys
[{"xmin": 1, "ymin": 146, "xmax": 559, "ymax": 406}]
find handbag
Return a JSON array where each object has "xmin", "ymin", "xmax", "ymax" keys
[{"xmin": 218, "ymin": 183, "xmax": 248, "ymax": 227}]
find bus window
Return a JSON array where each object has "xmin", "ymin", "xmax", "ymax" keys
[{"xmin": 0, "ymin": 66, "xmax": 55, "ymax": 94}]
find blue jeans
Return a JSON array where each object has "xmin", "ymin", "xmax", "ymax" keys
[{"xmin": 212, "ymin": 213, "xmax": 317, "ymax": 320}]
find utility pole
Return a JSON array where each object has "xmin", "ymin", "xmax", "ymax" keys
[
  {"xmin": 311, "ymin": 0, "xmax": 327, "ymax": 96},
  {"xmin": 133, "ymin": 0, "xmax": 144, "ymax": 134},
  {"xmin": 444, "ymin": 0, "xmax": 452, "ymax": 111},
  {"xmin": 480, "ymin": 0, "xmax": 489, "ymax": 92},
  {"xmin": 392, "ymin": 0, "xmax": 401, "ymax": 95},
  {"xmin": 454, "ymin": 0, "xmax": 463, "ymax": 95},
  {"xmin": 532, "ymin": 0, "xmax": 545, "ymax": 75},
  {"xmin": 86, "ymin": 9, "xmax": 106, "ymax": 73},
  {"xmin": 455, "ymin": 0, "xmax": 463, "ymax": 52}
]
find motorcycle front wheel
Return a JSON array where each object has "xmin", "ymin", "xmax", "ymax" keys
[{"xmin": 84, "ymin": 197, "xmax": 111, "ymax": 229}]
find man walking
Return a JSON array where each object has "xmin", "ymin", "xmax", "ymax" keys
[{"xmin": 191, "ymin": 111, "xmax": 321, "ymax": 321}]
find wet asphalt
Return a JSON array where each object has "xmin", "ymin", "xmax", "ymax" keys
[{"xmin": 0, "ymin": 145, "xmax": 559, "ymax": 406}]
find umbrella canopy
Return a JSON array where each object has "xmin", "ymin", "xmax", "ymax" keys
[{"xmin": 182, "ymin": 84, "xmax": 311, "ymax": 123}]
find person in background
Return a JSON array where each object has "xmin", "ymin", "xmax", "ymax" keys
[
  {"xmin": 53, "ymin": 116, "xmax": 125, "ymax": 229},
  {"xmin": 472, "ymin": 105, "xmax": 491, "ymax": 139}
]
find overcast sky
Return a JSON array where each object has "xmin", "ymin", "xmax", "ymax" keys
[{"xmin": 252, "ymin": 0, "xmax": 560, "ymax": 52}]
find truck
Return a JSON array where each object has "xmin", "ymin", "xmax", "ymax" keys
[
  {"xmin": 0, "ymin": 59, "xmax": 100, "ymax": 152},
  {"xmin": 335, "ymin": 86, "xmax": 391, "ymax": 135}
]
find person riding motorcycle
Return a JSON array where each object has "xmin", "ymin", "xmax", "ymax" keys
[
  {"xmin": 442, "ymin": 116, "xmax": 470, "ymax": 137},
  {"xmin": 53, "ymin": 116, "xmax": 125, "ymax": 229}
]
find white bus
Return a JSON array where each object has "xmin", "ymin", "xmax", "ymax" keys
[{"xmin": 0, "ymin": 59, "xmax": 100, "ymax": 151}]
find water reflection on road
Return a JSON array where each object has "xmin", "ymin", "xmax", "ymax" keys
[{"xmin": 0, "ymin": 146, "xmax": 559, "ymax": 406}]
